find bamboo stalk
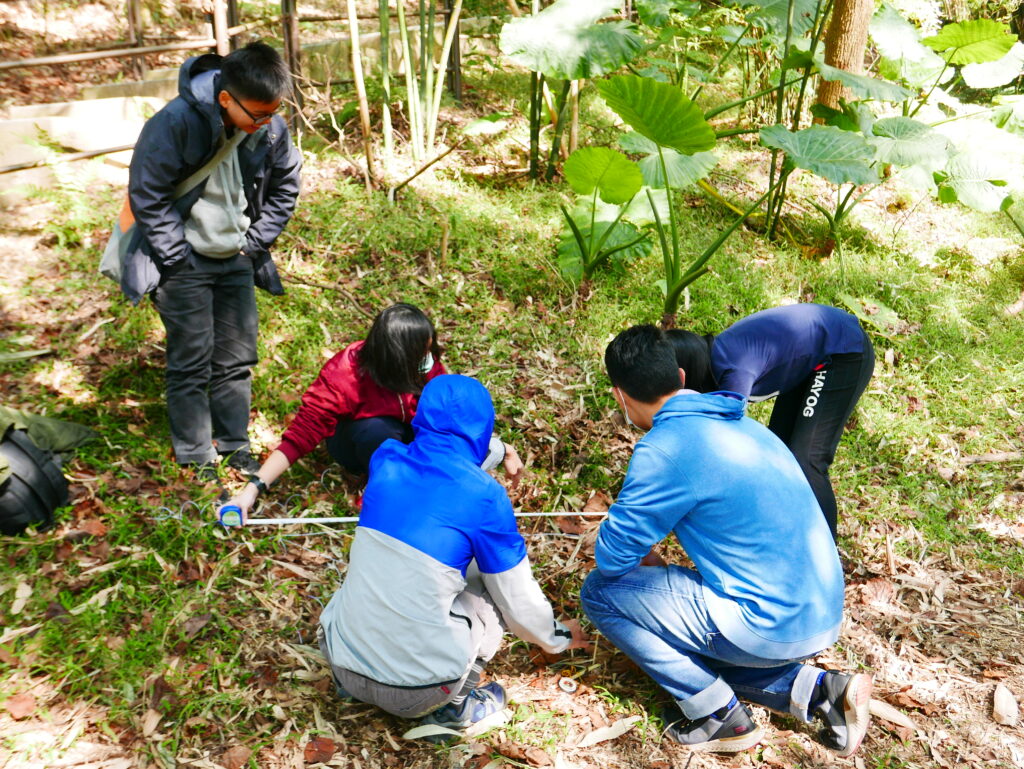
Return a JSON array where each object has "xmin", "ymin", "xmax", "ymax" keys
[
  {"xmin": 397, "ymin": 0, "xmax": 425, "ymax": 161},
  {"xmin": 427, "ymin": 0, "xmax": 463, "ymax": 152},
  {"xmin": 379, "ymin": 0, "xmax": 394, "ymax": 169},
  {"xmin": 346, "ymin": 0, "xmax": 376, "ymax": 186}
]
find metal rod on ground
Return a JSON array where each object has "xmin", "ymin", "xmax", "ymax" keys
[{"xmin": 233, "ymin": 511, "xmax": 608, "ymax": 527}]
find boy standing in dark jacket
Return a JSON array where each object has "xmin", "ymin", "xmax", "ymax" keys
[{"xmin": 125, "ymin": 42, "xmax": 301, "ymax": 479}]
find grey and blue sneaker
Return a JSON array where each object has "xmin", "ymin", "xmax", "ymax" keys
[
  {"xmin": 814, "ymin": 671, "xmax": 872, "ymax": 757},
  {"xmin": 662, "ymin": 698, "xmax": 763, "ymax": 753},
  {"xmin": 420, "ymin": 682, "xmax": 507, "ymax": 736}
]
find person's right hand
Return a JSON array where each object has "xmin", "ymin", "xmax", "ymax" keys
[
  {"xmin": 218, "ymin": 482, "xmax": 259, "ymax": 524},
  {"xmin": 562, "ymin": 618, "xmax": 593, "ymax": 652}
]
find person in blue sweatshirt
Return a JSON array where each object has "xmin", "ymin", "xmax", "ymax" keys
[
  {"xmin": 580, "ymin": 324, "xmax": 871, "ymax": 755},
  {"xmin": 318, "ymin": 375, "xmax": 589, "ymax": 734},
  {"xmin": 666, "ymin": 303, "xmax": 874, "ymax": 538}
]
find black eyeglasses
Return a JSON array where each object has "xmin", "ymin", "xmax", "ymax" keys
[{"xmin": 227, "ymin": 90, "xmax": 276, "ymax": 125}]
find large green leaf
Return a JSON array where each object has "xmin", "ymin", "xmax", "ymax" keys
[
  {"xmin": 563, "ymin": 147, "xmax": 643, "ymax": 204},
  {"xmin": 623, "ymin": 187, "xmax": 670, "ymax": 226},
  {"xmin": 870, "ymin": 3, "xmax": 947, "ymax": 87},
  {"xmin": 923, "ymin": 19, "xmax": 1016, "ymax": 66},
  {"xmin": 732, "ymin": 0, "xmax": 818, "ymax": 39},
  {"xmin": 936, "ymin": 151, "xmax": 1011, "ymax": 213},
  {"xmin": 557, "ymin": 216, "xmax": 652, "ymax": 281},
  {"xmin": 618, "ymin": 131, "xmax": 718, "ymax": 188},
  {"xmin": 816, "ymin": 60, "xmax": 912, "ymax": 102},
  {"xmin": 869, "ymin": 117, "xmax": 950, "ymax": 170},
  {"xmin": 499, "ymin": 0, "xmax": 645, "ymax": 80},
  {"xmin": 760, "ymin": 124, "xmax": 879, "ymax": 185},
  {"xmin": 962, "ymin": 41, "xmax": 1024, "ymax": 89},
  {"xmin": 598, "ymin": 75, "xmax": 716, "ymax": 154},
  {"xmin": 992, "ymin": 95, "xmax": 1024, "ymax": 137}
]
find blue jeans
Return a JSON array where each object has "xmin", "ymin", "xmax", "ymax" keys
[
  {"xmin": 581, "ymin": 566, "xmax": 824, "ymax": 721},
  {"xmin": 325, "ymin": 417, "xmax": 414, "ymax": 475}
]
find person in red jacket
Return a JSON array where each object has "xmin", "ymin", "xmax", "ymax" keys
[{"xmin": 222, "ymin": 303, "xmax": 523, "ymax": 515}]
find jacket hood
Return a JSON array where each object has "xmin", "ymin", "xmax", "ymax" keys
[
  {"xmin": 178, "ymin": 54, "xmax": 223, "ymax": 124},
  {"xmin": 412, "ymin": 375, "xmax": 494, "ymax": 464},
  {"xmin": 653, "ymin": 390, "xmax": 745, "ymax": 426}
]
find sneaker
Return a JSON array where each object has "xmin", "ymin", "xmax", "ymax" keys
[
  {"xmin": 190, "ymin": 461, "xmax": 220, "ymax": 484},
  {"xmin": 814, "ymin": 671, "xmax": 872, "ymax": 757},
  {"xmin": 223, "ymin": 450, "xmax": 261, "ymax": 475},
  {"xmin": 420, "ymin": 682, "xmax": 507, "ymax": 733},
  {"xmin": 662, "ymin": 699, "xmax": 763, "ymax": 753}
]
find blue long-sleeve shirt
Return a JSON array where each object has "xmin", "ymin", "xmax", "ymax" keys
[
  {"xmin": 711, "ymin": 304, "xmax": 865, "ymax": 400},
  {"xmin": 595, "ymin": 392, "xmax": 844, "ymax": 659}
]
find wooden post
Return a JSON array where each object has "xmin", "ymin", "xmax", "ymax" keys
[
  {"xmin": 281, "ymin": 0, "xmax": 303, "ymax": 130},
  {"xmin": 212, "ymin": 0, "xmax": 230, "ymax": 56},
  {"xmin": 126, "ymin": 0, "xmax": 145, "ymax": 79},
  {"xmin": 226, "ymin": 0, "xmax": 242, "ymax": 49},
  {"xmin": 444, "ymin": 0, "xmax": 462, "ymax": 101}
]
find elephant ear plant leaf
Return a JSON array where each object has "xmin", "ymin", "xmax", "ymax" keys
[
  {"xmin": 619, "ymin": 132, "xmax": 719, "ymax": 189},
  {"xmin": 935, "ymin": 151, "xmax": 1010, "ymax": 213},
  {"xmin": 499, "ymin": 0, "xmax": 644, "ymax": 179},
  {"xmin": 558, "ymin": 147, "xmax": 651, "ymax": 283},
  {"xmin": 922, "ymin": 19, "xmax": 1017, "ymax": 66},
  {"xmin": 597, "ymin": 74, "xmax": 770, "ymax": 326},
  {"xmin": 760, "ymin": 124, "xmax": 878, "ymax": 270}
]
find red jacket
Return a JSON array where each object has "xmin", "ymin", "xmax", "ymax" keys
[{"xmin": 277, "ymin": 340, "xmax": 446, "ymax": 464}]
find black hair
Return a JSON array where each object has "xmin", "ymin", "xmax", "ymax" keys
[
  {"xmin": 359, "ymin": 303, "xmax": 440, "ymax": 394},
  {"xmin": 220, "ymin": 41, "xmax": 291, "ymax": 103},
  {"xmin": 664, "ymin": 329, "xmax": 717, "ymax": 393},
  {"xmin": 604, "ymin": 325, "xmax": 683, "ymax": 403}
]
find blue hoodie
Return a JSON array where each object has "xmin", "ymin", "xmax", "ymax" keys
[
  {"xmin": 319, "ymin": 375, "xmax": 570, "ymax": 687},
  {"xmin": 595, "ymin": 392, "xmax": 844, "ymax": 659}
]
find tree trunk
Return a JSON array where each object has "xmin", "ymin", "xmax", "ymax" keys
[{"xmin": 815, "ymin": 0, "xmax": 873, "ymax": 111}]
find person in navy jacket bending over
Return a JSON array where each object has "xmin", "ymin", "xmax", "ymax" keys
[
  {"xmin": 667, "ymin": 303, "xmax": 874, "ymax": 538},
  {"xmin": 221, "ymin": 303, "xmax": 523, "ymax": 517},
  {"xmin": 318, "ymin": 375, "xmax": 590, "ymax": 734},
  {"xmin": 580, "ymin": 325, "xmax": 871, "ymax": 755}
]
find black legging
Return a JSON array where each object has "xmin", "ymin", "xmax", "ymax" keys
[
  {"xmin": 325, "ymin": 416, "xmax": 414, "ymax": 475},
  {"xmin": 766, "ymin": 330, "xmax": 875, "ymax": 539}
]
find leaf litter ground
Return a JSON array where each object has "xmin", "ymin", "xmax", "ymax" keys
[{"xmin": 1, "ymin": 165, "xmax": 1023, "ymax": 769}]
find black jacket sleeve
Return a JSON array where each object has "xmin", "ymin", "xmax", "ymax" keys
[
  {"xmin": 244, "ymin": 123, "xmax": 301, "ymax": 256},
  {"xmin": 127, "ymin": 106, "xmax": 198, "ymax": 275}
]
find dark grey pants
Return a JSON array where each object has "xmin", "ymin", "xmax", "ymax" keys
[
  {"xmin": 319, "ymin": 588, "xmax": 505, "ymax": 720},
  {"xmin": 153, "ymin": 252, "xmax": 257, "ymax": 464}
]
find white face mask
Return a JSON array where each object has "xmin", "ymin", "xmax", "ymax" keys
[
  {"xmin": 615, "ymin": 388, "xmax": 638, "ymax": 429},
  {"xmin": 419, "ymin": 351, "xmax": 434, "ymax": 374}
]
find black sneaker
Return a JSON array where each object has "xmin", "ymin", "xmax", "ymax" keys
[
  {"xmin": 222, "ymin": 449, "xmax": 261, "ymax": 475},
  {"xmin": 813, "ymin": 671, "xmax": 872, "ymax": 757},
  {"xmin": 662, "ymin": 699, "xmax": 763, "ymax": 753},
  {"xmin": 190, "ymin": 461, "xmax": 220, "ymax": 484}
]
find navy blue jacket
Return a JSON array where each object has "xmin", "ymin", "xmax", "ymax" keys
[
  {"xmin": 711, "ymin": 304, "xmax": 866, "ymax": 400},
  {"xmin": 123, "ymin": 54, "xmax": 301, "ymax": 304}
]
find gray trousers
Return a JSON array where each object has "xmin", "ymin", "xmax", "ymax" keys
[
  {"xmin": 153, "ymin": 252, "xmax": 257, "ymax": 464},
  {"xmin": 319, "ymin": 588, "xmax": 505, "ymax": 720}
]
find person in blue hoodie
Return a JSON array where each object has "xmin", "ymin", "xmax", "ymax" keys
[
  {"xmin": 665, "ymin": 303, "xmax": 874, "ymax": 538},
  {"xmin": 580, "ymin": 325, "xmax": 871, "ymax": 756},
  {"xmin": 125, "ymin": 42, "xmax": 301, "ymax": 481},
  {"xmin": 318, "ymin": 375, "xmax": 589, "ymax": 733}
]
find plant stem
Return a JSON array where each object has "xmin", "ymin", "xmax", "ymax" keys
[
  {"xmin": 544, "ymin": 80, "xmax": 573, "ymax": 181},
  {"xmin": 427, "ymin": 0, "xmax": 463, "ymax": 152},
  {"xmin": 379, "ymin": 0, "xmax": 393, "ymax": 169},
  {"xmin": 396, "ymin": 0, "xmax": 423, "ymax": 161},
  {"xmin": 529, "ymin": 71, "xmax": 542, "ymax": 179},
  {"xmin": 690, "ymin": 24, "xmax": 752, "ymax": 102},
  {"xmin": 346, "ymin": 0, "xmax": 375, "ymax": 185},
  {"xmin": 657, "ymin": 145, "xmax": 680, "ymax": 280}
]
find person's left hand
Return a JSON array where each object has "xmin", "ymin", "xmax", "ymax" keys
[
  {"xmin": 640, "ymin": 548, "xmax": 668, "ymax": 567},
  {"xmin": 503, "ymin": 443, "xmax": 525, "ymax": 489}
]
